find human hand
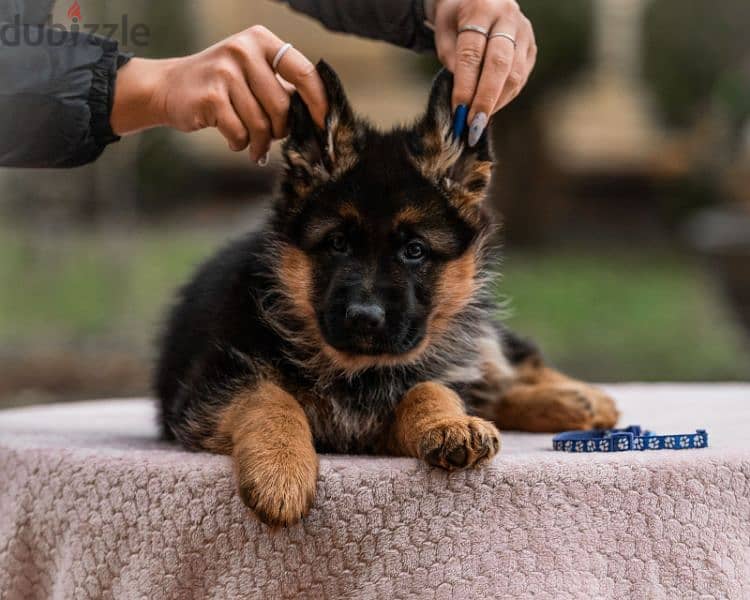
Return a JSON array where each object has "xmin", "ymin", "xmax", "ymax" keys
[
  {"xmin": 111, "ymin": 26, "xmax": 328, "ymax": 165},
  {"xmin": 429, "ymin": 0, "xmax": 537, "ymax": 145}
]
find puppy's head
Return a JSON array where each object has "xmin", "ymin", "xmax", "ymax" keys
[{"xmin": 273, "ymin": 61, "xmax": 493, "ymax": 371}]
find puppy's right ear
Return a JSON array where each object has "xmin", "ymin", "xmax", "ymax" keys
[{"xmin": 282, "ymin": 60, "xmax": 363, "ymax": 199}]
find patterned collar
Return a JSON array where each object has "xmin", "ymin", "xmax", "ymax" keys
[{"xmin": 553, "ymin": 425, "xmax": 708, "ymax": 453}]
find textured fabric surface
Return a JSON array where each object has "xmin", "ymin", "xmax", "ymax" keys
[{"xmin": 1, "ymin": 384, "xmax": 749, "ymax": 599}]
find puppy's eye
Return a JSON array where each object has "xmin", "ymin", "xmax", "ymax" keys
[
  {"xmin": 403, "ymin": 240, "xmax": 427, "ymax": 262},
  {"xmin": 328, "ymin": 232, "xmax": 350, "ymax": 254}
]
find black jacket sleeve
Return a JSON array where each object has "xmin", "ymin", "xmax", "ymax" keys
[
  {"xmin": 280, "ymin": 0, "xmax": 435, "ymax": 52},
  {"xmin": 0, "ymin": 8, "xmax": 131, "ymax": 168},
  {"xmin": 0, "ymin": 0, "xmax": 433, "ymax": 169}
]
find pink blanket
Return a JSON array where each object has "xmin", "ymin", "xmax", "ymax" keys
[{"xmin": 1, "ymin": 384, "xmax": 749, "ymax": 598}]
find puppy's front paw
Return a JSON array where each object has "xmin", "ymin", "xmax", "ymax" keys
[
  {"xmin": 419, "ymin": 416, "xmax": 501, "ymax": 471},
  {"xmin": 237, "ymin": 451, "xmax": 318, "ymax": 527}
]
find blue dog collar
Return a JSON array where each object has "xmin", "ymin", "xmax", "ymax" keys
[{"xmin": 553, "ymin": 425, "xmax": 708, "ymax": 453}]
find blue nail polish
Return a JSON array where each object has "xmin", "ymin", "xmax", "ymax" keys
[{"xmin": 453, "ymin": 104, "xmax": 468, "ymax": 139}]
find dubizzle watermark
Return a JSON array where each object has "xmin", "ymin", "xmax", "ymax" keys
[{"xmin": 0, "ymin": 1, "xmax": 151, "ymax": 47}]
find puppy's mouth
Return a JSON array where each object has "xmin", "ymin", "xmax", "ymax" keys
[
  {"xmin": 319, "ymin": 319, "xmax": 425, "ymax": 358},
  {"xmin": 339, "ymin": 336, "xmax": 380, "ymax": 355}
]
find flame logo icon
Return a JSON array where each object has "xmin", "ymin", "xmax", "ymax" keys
[{"xmin": 67, "ymin": 1, "xmax": 82, "ymax": 21}]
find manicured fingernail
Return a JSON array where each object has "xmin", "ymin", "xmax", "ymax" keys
[
  {"xmin": 453, "ymin": 104, "xmax": 468, "ymax": 139},
  {"xmin": 468, "ymin": 112, "xmax": 488, "ymax": 147},
  {"xmin": 257, "ymin": 151, "xmax": 269, "ymax": 167}
]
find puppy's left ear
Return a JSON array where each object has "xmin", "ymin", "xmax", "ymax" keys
[
  {"xmin": 409, "ymin": 69, "xmax": 493, "ymax": 209},
  {"xmin": 282, "ymin": 60, "xmax": 363, "ymax": 199}
]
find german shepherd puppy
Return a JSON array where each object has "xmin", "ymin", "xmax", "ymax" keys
[{"xmin": 155, "ymin": 62, "xmax": 618, "ymax": 526}]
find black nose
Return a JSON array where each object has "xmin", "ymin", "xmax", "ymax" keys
[{"xmin": 345, "ymin": 302, "xmax": 386, "ymax": 332}]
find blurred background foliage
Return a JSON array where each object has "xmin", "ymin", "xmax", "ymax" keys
[
  {"xmin": 643, "ymin": 0, "xmax": 750, "ymax": 129},
  {"xmin": 1, "ymin": 0, "xmax": 749, "ymax": 407}
]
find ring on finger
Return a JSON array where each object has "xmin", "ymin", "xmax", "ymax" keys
[
  {"xmin": 271, "ymin": 42, "xmax": 293, "ymax": 72},
  {"xmin": 457, "ymin": 24, "xmax": 489, "ymax": 36},
  {"xmin": 488, "ymin": 32, "xmax": 517, "ymax": 49}
]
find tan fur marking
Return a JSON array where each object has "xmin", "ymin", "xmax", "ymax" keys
[
  {"xmin": 430, "ymin": 251, "xmax": 478, "ymax": 335},
  {"xmin": 394, "ymin": 205, "xmax": 428, "ymax": 225},
  {"xmin": 293, "ymin": 181, "xmax": 312, "ymax": 197},
  {"xmin": 446, "ymin": 159, "xmax": 493, "ymax": 215},
  {"xmin": 390, "ymin": 381, "xmax": 500, "ymax": 470},
  {"xmin": 302, "ymin": 217, "xmax": 342, "ymax": 247},
  {"xmin": 420, "ymin": 229, "xmax": 459, "ymax": 254},
  {"xmin": 328, "ymin": 116, "xmax": 359, "ymax": 177},
  {"xmin": 411, "ymin": 123, "xmax": 463, "ymax": 184},
  {"xmin": 338, "ymin": 202, "xmax": 362, "ymax": 222},
  {"xmin": 216, "ymin": 381, "xmax": 319, "ymax": 527},
  {"xmin": 495, "ymin": 357, "xmax": 619, "ymax": 433},
  {"xmin": 393, "ymin": 207, "xmax": 461, "ymax": 254},
  {"xmin": 278, "ymin": 245, "xmax": 317, "ymax": 322},
  {"xmin": 474, "ymin": 160, "xmax": 493, "ymax": 181},
  {"xmin": 319, "ymin": 338, "xmax": 432, "ymax": 372},
  {"xmin": 287, "ymin": 149, "xmax": 315, "ymax": 175},
  {"xmin": 286, "ymin": 148, "xmax": 331, "ymax": 197}
]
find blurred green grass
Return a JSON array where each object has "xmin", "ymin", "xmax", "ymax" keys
[
  {"xmin": 498, "ymin": 249, "xmax": 750, "ymax": 380},
  {"xmin": 1, "ymin": 226, "xmax": 748, "ymax": 381},
  {"xmin": 0, "ymin": 227, "xmax": 218, "ymax": 347}
]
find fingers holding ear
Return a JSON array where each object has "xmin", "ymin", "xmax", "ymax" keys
[
  {"xmin": 465, "ymin": 22, "xmax": 517, "ymax": 146},
  {"xmin": 224, "ymin": 26, "xmax": 289, "ymax": 142},
  {"xmin": 272, "ymin": 48, "xmax": 328, "ymax": 129},
  {"xmin": 450, "ymin": 25, "xmax": 492, "ymax": 115},
  {"xmin": 144, "ymin": 25, "xmax": 331, "ymax": 166},
  {"xmin": 214, "ymin": 101, "xmax": 249, "ymax": 152},
  {"xmin": 431, "ymin": 0, "xmax": 537, "ymax": 141},
  {"xmin": 228, "ymin": 82, "xmax": 272, "ymax": 163}
]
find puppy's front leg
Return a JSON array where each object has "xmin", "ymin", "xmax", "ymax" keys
[
  {"xmin": 218, "ymin": 381, "xmax": 318, "ymax": 527},
  {"xmin": 390, "ymin": 382, "xmax": 501, "ymax": 470}
]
